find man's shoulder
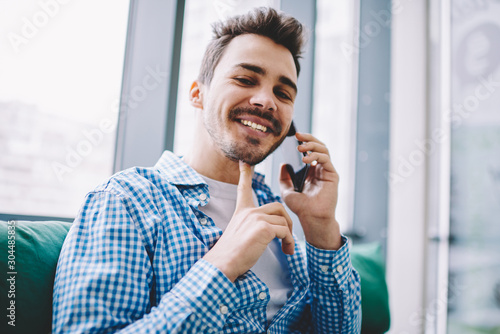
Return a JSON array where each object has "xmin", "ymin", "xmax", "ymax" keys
[
  {"xmin": 90, "ymin": 166, "xmax": 169, "ymax": 200},
  {"xmin": 89, "ymin": 151, "xmax": 202, "ymax": 202}
]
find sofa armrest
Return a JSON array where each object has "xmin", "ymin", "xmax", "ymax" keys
[
  {"xmin": 351, "ymin": 242, "xmax": 391, "ymax": 333},
  {"xmin": 0, "ymin": 220, "xmax": 72, "ymax": 334}
]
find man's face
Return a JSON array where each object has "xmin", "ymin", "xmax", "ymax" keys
[{"xmin": 199, "ymin": 34, "xmax": 297, "ymax": 165}]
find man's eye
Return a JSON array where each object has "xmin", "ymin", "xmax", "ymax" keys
[
  {"xmin": 276, "ymin": 90, "xmax": 292, "ymax": 101},
  {"xmin": 235, "ymin": 78, "xmax": 254, "ymax": 85}
]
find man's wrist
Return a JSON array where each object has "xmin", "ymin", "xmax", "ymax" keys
[
  {"xmin": 171, "ymin": 259, "xmax": 240, "ymax": 327},
  {"xmin": 302, "ymin": 218, "xmax": 342, "ymax": 250}
]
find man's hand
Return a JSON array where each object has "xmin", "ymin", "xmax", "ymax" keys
[
  {"xmin": 203, "ymin": 161, "xmax": 295, "ymax": 282},
  {"xmin": 280, "ymin": 132, "xmax": 342, "ymax": 250}
]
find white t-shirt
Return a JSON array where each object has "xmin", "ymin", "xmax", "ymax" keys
[{"xmin": 199, "ymin": 175, "xmax": 294, "ymax": 323}]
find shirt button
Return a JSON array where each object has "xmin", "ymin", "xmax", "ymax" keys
[
  {"xmin": 199, "ymin": 193, "xmax": 207, "ymax": 201},
  {"xmin": 200, "ymin": 218, "xmax": 208, "ymax": 225},
  {"xmin": 320, "ymin": 265, "xmax": 329, "ymax": 273},
  {"xmin": 219, "ymin": 305, "xmax": 228, "ymax": 314},
  {"xmin": 336, "ymin": 265, "xmax": 344, "ymax": 274},
  {"xmin": 258, "ymin": 291, "xmax": 267, "ymax": 300}
]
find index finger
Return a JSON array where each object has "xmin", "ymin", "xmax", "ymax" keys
[
  {"xmin": 295, "ymin": 132, "xmax": 326, "ymax": 147},
  {"xmin": 236, "ymin": 160, "xmax": 255, "ymax": 209}
]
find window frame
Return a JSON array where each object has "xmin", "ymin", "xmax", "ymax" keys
[{"xmin": 113, "ymin": 0, "xmax": 186, "ymax": 172}]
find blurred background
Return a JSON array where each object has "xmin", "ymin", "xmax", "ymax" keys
[{"xmin": 0, "ymin": 0, "xmax": 499, "ymax": 333}]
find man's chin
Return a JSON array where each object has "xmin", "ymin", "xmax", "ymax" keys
[
  {"xmin": 226, "ymin": 152, "xmax": 266, "ymax": 166},
  {"xmin": 222, "ymin": 147, "xmax": 268, "ymax": 166},
  {"xmin": 220, "ymin": 132, "xmax": 287, "ymax": 166}
]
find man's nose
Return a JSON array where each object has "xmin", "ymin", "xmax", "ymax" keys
[{"xmin": 249, "ymin": 88, "xmax": 277, "ymax": 112}]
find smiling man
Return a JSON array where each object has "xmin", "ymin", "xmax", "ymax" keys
[
  {"xmin": 187, "ymin": 34, "xmax": 295, "ymax": 173},
  {"xmin": 53, "ymin": 7, "xmax": 361, "ymax": 334}
]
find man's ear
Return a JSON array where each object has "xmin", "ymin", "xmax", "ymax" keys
[{"xmin": 189, "ymin": 81, "xmax": 204, "ymax": 109}]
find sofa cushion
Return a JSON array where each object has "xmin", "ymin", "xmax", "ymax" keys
[
  {"xmin": 351, "ymin": 242, "xmax": 391, "ymax": 333},
  {"xmin": 0, "ymin": 220, "xmax": 72, "ymax": 334}
]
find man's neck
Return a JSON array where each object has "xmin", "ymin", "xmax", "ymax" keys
[
  {"xmin": 184, "ymin": 112, "xmax": 256, "ymax": 184},
  {"xmin": 183, "ymin": 123, "xmax": 242, "ymax": 184},
  {"xmin": 183, "ymin": 150, "xmax": 241, "ymax": 185}
]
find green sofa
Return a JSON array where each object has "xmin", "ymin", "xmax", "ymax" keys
[{"xmin": 0, "ymin": 220, "xmax": 390, "ymax": 333}]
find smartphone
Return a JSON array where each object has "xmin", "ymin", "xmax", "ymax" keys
[{"xmin": 278, "ymin": 121, "xmax": 310, "ymax": 192}]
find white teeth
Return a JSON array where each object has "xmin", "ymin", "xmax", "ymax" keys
[{"xmin": 240, "ymin": 120, "xmax": 267, "ymax": 133}]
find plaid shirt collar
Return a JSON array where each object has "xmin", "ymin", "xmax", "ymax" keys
[
  {"xmin": 154, "ymin": 151, "xmax": 206, "ymax": 186},
  {"xmin": 154, "ymin": 151, "xmax": 273, "ymax": 205}
]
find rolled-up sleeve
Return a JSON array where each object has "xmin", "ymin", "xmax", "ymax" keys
[{"xmin": 306, "ymin": 237, "xmax": 362, "ymax": 334}]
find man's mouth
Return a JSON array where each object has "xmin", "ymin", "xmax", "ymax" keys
[
  {"xmin": 239, "ymin": 119, "xmax": 268, "ymax": 133},
  {"xmin": 229, "ymin": 106, "xmax": 282, "ymax": 135}
]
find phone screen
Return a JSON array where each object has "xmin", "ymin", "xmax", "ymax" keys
[{"xmin": 276, "ymin": 121, "xmax": 309, "ymax": 192}]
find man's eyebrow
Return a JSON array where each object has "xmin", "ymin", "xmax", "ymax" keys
[
  {"xmin": 237, "ymin": 63, "xmax": 265, "ymax": 75},
  {"xmin": 236, "ymin": 63, "xmax": 297, "ymax": 94},
  {"xmin": 279, "ymin": 75, "xmax": 297, "ymax": 95}
]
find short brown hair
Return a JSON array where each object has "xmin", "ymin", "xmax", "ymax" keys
[{"xmin": 198, "ymin": 7, "xmax": 306, "ymax": 85}]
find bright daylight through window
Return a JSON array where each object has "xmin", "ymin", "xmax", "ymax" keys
[{"xmin": 0, "ymin": 1, "xmax": 130, "ymax": 218}]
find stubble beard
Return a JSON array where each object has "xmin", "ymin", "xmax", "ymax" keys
[
  {"xmin": 204, "ymin": 107, "xmax": 288, "ymax": 166},
  {"xmin": 220, "ymin": 133, "xmax": 287, "ymax": 166}
]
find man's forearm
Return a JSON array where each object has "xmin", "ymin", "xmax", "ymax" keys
[{"xmin": 54, "ymin": 258, "xmax": 239, "ymax": 333}]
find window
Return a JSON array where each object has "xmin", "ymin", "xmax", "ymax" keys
[
  {"xmin": 312, "ymin": 0, "xmax": 358, "ymax": 233},
  {"xmin": 447, "ymin": 0, "xmax": 500, "ymax": 330},
  {"xmin": 0, "ymin": 1, "xmax": 130, "ymax": 218},
  {"xmin": 423, "ymin": 0, "xmax": 500, "ymax": 332}
]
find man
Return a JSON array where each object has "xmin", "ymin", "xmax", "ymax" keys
[{"xmin": 53, "ymin": 7, "xmax": 361, "ymax": 333}]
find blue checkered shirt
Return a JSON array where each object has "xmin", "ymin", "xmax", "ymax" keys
[{"xmin": 53, "ymin": 151, "xmax": 361, "ymax": 333}]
